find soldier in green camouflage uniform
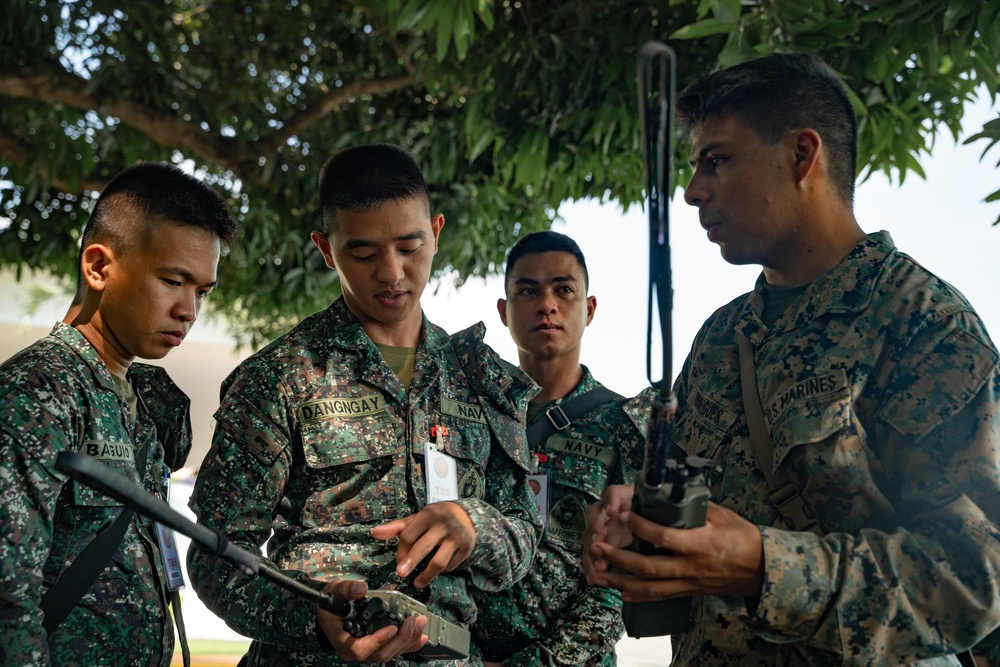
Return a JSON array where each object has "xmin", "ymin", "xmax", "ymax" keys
[
  {"xmin": 472, "ymin": 232, "xmax": 648, "ymax": 666},
  {"xmin": 0, "ymin": 162, "xmax": 237, "ymax": 666},
  {"xmin": 187, "ymin": 144, "xmax": 541, "ymax": 666},
  {"xmin": 584, "ymin": 53, "xmax": 1000, "ymax": 665}
]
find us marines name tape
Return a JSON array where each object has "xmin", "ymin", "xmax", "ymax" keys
[
  {"xmin": 83, "ymin": 440, "xmax": 134, "ymax": 462},
  {"xmin": 441, "ymin": 397, "xmax": 487, "ymax": 424},
  {"xmin": 297, "ymin": 394, "xmax": 386, "ymax": 424},
  {"xmin": 764, "ymin": 371, "xmax": 846, "ymax": 428}
]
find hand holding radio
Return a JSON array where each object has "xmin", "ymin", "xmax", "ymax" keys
[{"xmin": 584, "ymin": 483, "xmax": 765, "ymax": 624}]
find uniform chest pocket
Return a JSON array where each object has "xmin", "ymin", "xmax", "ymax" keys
[
  {"xmin": 541, "ymin": 434, "xmax": 617, "ymax": 500},
  {"xmin": 767, "ymin": 371, "xmax": 852, "ymax": 471},
  {"xmin": 299, "ymin": 411, "xmax": 401, "ymax": 527},
  {"xmin": 72, "ymin": 442, "xmax": 138, "ymax": 507},
  {"xmin": 300, "ymin": 411, "xmax": 399, "ymax": 469},
  {"xmin": 671, "ymin": 386, "xmax": 738, "ymax": 460},
  {"xmin": 427, "ymin": 415, "xmax": 492, "ymax": 500}
]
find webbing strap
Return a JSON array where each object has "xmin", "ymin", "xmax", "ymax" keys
[
  {"xmin": 526, "ymin": 386, "xmax": 623, "ymax": 448},
  {"xmin": 42, "ymin": 408, "xmax": 151, "ymax": 634},
  {"xmin": 41, "ymin": 506, "xmax": 134, "ymax": 634},
  {"xmin": 736, "ymin": 332, "xmax": 820, "ymax": 535}
]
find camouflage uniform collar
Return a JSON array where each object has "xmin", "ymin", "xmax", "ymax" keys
[
  {"xmin": 323, "ymin": 296, "xmax": 448, "ymax": 353},
  {"xmin": 450, "ymin": 323, "xmax": 539, "ymax": 420},
  {"xmin": 565, "ymin": 365, "xmax": 600, "ymax": 400},
  {"xmin": 739, "ymin": 231, "xmax": 893, "ymax": 343},
  {"xmin": 49, "ymin": 321, "xmax": 121, "ymax": 393},
  {"xmin": 420, "ymin": 314, "xmax": 455, "ymax": 352}
]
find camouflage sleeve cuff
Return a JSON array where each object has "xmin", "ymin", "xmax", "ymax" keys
[
  {"xmin": 750, "ymin": 525, "xmax": 836, "ymax": 641},
  {"xmin": 452, "ymin": 497, "xmax": 533, "ymax": 591},
  {"xmin": 501, "ymin": 643, "xmax": 559, "ymax": 666},
  {"xmin": 455, "ymin": 497, "xmax": 499, "ymax": 571}
]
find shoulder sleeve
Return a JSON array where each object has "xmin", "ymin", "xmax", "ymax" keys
[
  {"xmin": 187, "ymin": 357, "xmax": 326, "ymax": 651},
  {"xmin": 752, "ymin": 309, "xmax": 1000, "ymax": 662},
  {"xmin": 0, "ymin": 365, "xmax": 80, "ymax": 664},
  {"xmin": 448, "ymin": 327, "xmax": 543, "ymax": 591}
]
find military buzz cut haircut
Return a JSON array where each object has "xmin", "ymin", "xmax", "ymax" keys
[
  {"xmin": 676, "ymin": 51, "xmax": 859, "ymax": 205},
  {"xmin": 317, "ymin": 143, "xmax": 432, "ymax": 234},
  {"xmin": 504, "ymin": 230, "xmax": 590, "ymax": 293},
  {"xmin": 74, "ymin": 162, "xmax": 238, "ymax": 298}
]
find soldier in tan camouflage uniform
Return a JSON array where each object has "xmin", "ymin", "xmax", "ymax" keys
[
  {"xmin": 584, "ymin": 53, "xmax": 1000, "ymax": 665},
  {"xmin": 187, "ymin": 144, "xmax": 542, "ymax": 666},
  {"xmin": 0, "ymin": 162, "xmax": 237, "ymax": 666},
  {"xmin": 471, "ymin": 231, "xmax": 648, "ymax": 666}
]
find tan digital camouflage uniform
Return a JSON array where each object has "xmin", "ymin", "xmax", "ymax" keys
[
  {"xmin": 667, "ymin": 232, "xmax": 1000, "ymax": 665},
  {"xmin": 473, "ymin": 367, "xmax": 648, "ymax": 666},
  {"xmin": 187, "ymin": 297, "xmax": 542, "ymax": 666},
  {"xmin": 0, "ymin": 322, "xmax": 191, "ymax": 666}
]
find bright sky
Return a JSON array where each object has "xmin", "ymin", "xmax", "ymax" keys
[{"xmin": 422, "ymin": 92, "xmax": 1000, "ymax": 398}]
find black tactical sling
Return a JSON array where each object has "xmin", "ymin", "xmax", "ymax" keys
[
  {"xmin": 526, "ymin": 386, "xmax": 623, "ymax": 448},
  {"xmin": 40, "ymin": 440, "xmax": 149, "ymax": 634}
]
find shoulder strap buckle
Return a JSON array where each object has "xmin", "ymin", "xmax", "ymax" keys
[{"xmin": 545, "ymin": 404, "xmax": 572, "ymax": 431}]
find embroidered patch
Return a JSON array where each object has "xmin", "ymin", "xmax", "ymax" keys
[
  {"xmin": 544, "ymin": 435, "xmax": 617, "ymax": 466},
  {"xmin": 297, "ymin": 394, "xmax": 386, "ymax": 424},
  {"xmin": 546, "ymin": 495, "xmax": 586, "ymax": 544},
  {"xmin": 441, "ymin": 397, "xmax": 488, "ymax": 424},
  {"xmin": 459, "ymin": 467, "xmax": 485, "ymax": 499},
  {"xmin": 764, "ymin": 371, "xmax": 847, "ymax": 429},
  {"xmin": 83, "ymin": 440, "xmax": 134, "ymax": 463}
]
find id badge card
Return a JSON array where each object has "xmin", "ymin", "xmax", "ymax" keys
[
  {"xmin": 424, "ymin": 441, "xmax": 459, "ymax": 503},
  {"xmin": 156, "ymin": 523, "xmax": 185, "ymax": 591},
  {"xmin": 527, "ymin": 473, "xmax": 549, "ymax": 528},
  {"xmin": 156, "ymin": 469, "xmax": 185, "ymax": 591}
]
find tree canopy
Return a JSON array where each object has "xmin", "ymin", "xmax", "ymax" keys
[{"xmin": 2, "ymin": 0, "xmax": 998, "ymax": 346}]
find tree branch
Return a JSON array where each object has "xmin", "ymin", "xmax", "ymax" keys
[
  {"xmin": 0, "ymin": 127, "xmax": 109, "ymax": 193},
  {"xmin": 0, "ymin": 66, "xmax": 414, "ymax": 181},
  {"xmin": 258, "ymin": 72, "xmax": 413, "ymax": 155},
  {"xmin": 0, "ymin": 67, "xmax": 245, "ymax": 170}
]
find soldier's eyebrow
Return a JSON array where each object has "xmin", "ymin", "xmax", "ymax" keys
[
  {"xmin": 163, "ymin": 266, "xmax": 218, "ymax": 288},
  {"xmin": 513, "ymin": 275, "xmax": 576, "ymax": 286},
  {"xmin": 344, "ymin": 230, "xmax": 426, "ymax": 251}
]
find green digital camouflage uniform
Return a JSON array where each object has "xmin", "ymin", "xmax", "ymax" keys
[
  {"xmin": 473, "ymin": 367, "xmax": 648, "ymax": 666},
  {"xmin": 0, "ymin": 322, "xmax": 192, "ymax": 666},
  {"xmin": 187, "ymin": 297, "xmax": 542, "ymax": 666},
  {"xmin": 666, "ymin": 232, "xmax": 1000, "ymax": 665}
]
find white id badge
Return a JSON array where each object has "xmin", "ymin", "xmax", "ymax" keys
[
  {"xmin": 527, "ymin": 473, "xmax": 549, "ymax": 528},
  {"xmin": 424, "ymin": 441, "xmax": 459, "ymax": 503},
  {"xmin": 156, "ymin": 523, "xmax": 185, "ymax": 591}
]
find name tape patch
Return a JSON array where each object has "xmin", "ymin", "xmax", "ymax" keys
[
  {"xmin": 764, "ymin": 371, "xmax": 847, "ymax": 427},
  {"xmin": 441, "ymin": 397, "xmax": 487, "ymax": 424},
  {"xmin": 545, "ymin": 436, "xmax": 616, "ymax": 466},
  {"xmin": 298, "ymin": 394, "xmax": 386, "ymax": 424},
  {"xmin": 84, "ymin": 440, "xmax": 135, "ymax": 463}
]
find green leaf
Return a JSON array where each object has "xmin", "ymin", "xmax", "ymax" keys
[
  {"xmin": 671, "ymin": 18, "xmax": 735, "ymax": 40},
  {"xmin": 436, "ymin": 5, "xmax": 454, "ymax": 62}
]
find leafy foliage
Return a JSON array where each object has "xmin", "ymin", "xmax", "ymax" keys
[{"xmin": 2, "ymin": 0, "xmax": 997, "ymax": 346}]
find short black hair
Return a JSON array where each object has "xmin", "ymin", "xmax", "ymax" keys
[
  {"xmin": 317, "ymin": 144, "xmax": 431, "ymax": 233},
  {"xmin": 75, "ymin": 162, "xmax": 238, "ymax": 298},
  {"xmin": 504, "ymin": 231, "xmax": 589, "ymax": 292},
  {"xmin": 677, "ymin": 52, "xmax": 858, "ymax": 203}
]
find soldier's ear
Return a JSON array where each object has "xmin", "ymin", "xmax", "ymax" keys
[
  {"xmin": 80, "ymin": 244, "xmax": 114, "ymax": 293},
  {"xmin": 311, "ymin": 231, "xmax": 337, "ymax": 270},
  {"xmin": 497, "ymin": 298, "xmax": 509, "ymax": 327}
]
